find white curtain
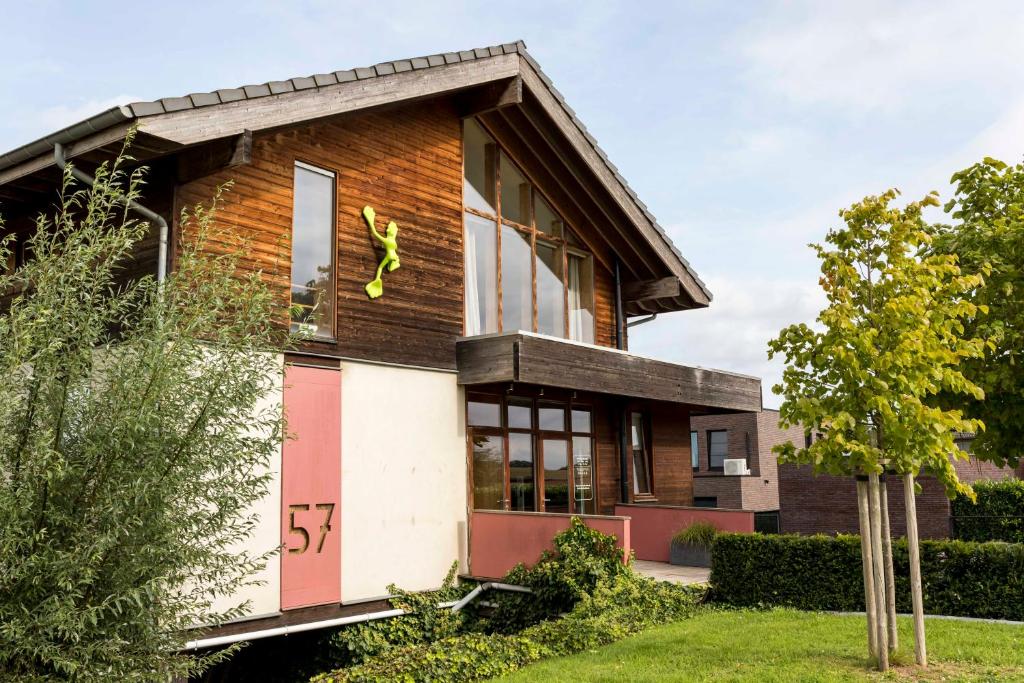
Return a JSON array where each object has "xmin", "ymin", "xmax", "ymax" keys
[
  {"xmin": 464, "ymin": 218, "xmax": 481, "ymax": 336},
  {"xmin": 567, "ymin": 255, "xmax": 584, "ymax": 342}
]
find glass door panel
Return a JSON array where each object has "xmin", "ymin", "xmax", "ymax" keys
[
  {"xmin": 508, "ymin": 433, "xmax": 535, "ymax": 511},
  {"xmin": 536, "ymin": 242, "xmax": 565, "ymax": 337},
  {"xmin": 501, "ymin": 225, "xmax": 533, "ymax": 333},
  {"xmin": 472, "ymin": 434, "xmax": 506, "ymax": 510},
  {"xmin": 572, "ymin": 435, "xmax": 595, "ymax": 515},
  {"xmin": 542, "ymin": 438, "xmax": 570, "ymax": 513}
]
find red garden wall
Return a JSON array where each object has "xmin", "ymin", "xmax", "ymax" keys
[{"xmin": 615, "ymin": 504, "xmax": 754, "ymax": 562}]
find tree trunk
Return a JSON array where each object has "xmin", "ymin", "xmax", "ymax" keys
[
  {"xmin": 879, "ymin": 474, "xmax": 898, "ymax": 654},
  {"xmin": 855, "ymin": 476, "xmax": 878, "ymax": 658},
  {"xmin": 868, "ymin": 472, "xmax": 889, "ymax": 671},
  {"xmin": 904, "ymin": 472, "xmax": 927, "ymax": 666}
]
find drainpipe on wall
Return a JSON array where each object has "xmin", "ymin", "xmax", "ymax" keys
[{"xmin": 53, "ymin": 143, "xmax": 169, "ymax": 283}]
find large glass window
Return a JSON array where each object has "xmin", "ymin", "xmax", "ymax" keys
[
  {"xmin": 631, "ymin": 412, "xmax": 653, "ymax": 496},
  {"xmin": 690, "ymin": 430, "xmax": 699, "ymax": 470},
  {"xmin": 708, "ymin": 430, "xmax": 728, "ymax": 471},
  {"xmin": 290, "ymin": 162, "xmax": 336, "ymax": 338},
  {"xmin": 462, "ymin": 119, "xmax": 595, "ymax": 342},
  {"xmin": 468, "ymin": 394, "xmax": 595, "ymax": 514}
]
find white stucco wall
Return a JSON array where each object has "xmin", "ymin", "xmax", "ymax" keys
[
  {"xmin": 339, "ymin": 361, "xmax": 467, "ymax": 602},
  {"xmin": 208, "ymin": 354, "xmax": 283, "ymax": 620}
]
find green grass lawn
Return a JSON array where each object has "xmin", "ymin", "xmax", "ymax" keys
[{"xmin": 494, "ymin": 609, "xmax": 1024, "ymax": 682}]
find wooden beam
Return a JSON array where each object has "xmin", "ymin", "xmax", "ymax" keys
[
  {"xmin": 139, "ymin": 55, "xmax": 520, "ymax": 145},
  {"xmin": 175, "ymin": 130, "xmax": 253, "ymax": 184},
  {"xmin": 457, "ymin": 333, "xmax": 762, "ymax": 412},
  {"xmin": 622, "ymin": 276, "xmax": 681, "ymax": 303},
  {"xmin": 454, "ymin": 76, "xmax": 522, "ymax": 118}
]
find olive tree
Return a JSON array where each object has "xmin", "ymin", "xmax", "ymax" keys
[
  {"xmin": 768, "ymin": 190, "xmax": 987, "ymax": 671},
  {"xmin": 0, "ymin": 150, "xmax": 290, "ymax": 681}
]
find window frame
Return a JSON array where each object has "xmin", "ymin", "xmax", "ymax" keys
[
  {"xmin": 290, "ymin": 159, "xmax": 338, "ymax": 341},
  {"xmin": 708, "ymin": 429, "xmax": 728, "ymax": 472},
  {"xmin": 466, "ymin": 392, "xmax": 597, "ymax": 514},
  {"xmin": 630, "ymin": 411, "xmax": 655, "ymax": 498},
  {"xmin": 461, "ymin": 119, "xmax": 596, "ymax": 343}
]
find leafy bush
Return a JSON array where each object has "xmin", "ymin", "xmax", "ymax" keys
[
  {"xmin": 488, "ymin": 516, "xmax": 631, "ymax": 632},
  {"xmin": 711, "ymin": 532, "xmax": 1024, "ymax": 620},
  {"xmin": 312, "ymin": 574, "xmax": 705, "ymax": 682},
  {"xmin": 952, "ymin": 479, "xmax": 1024, "ymax": 543},
  {"xmin": 309, "ymin": 519, "xmax": 704, "ymax": 683},
  {"xmin": 672, "ymin": 521, "xmax": 719, "ymax": 548}
]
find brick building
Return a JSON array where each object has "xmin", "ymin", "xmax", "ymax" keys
[
  {"xmin": 779, "ymin": 437, "xmax": 1022, "ymax": 538},
  {"xmin": 690, "ymin": 410, "xmax": 804, "ymax": 529}
]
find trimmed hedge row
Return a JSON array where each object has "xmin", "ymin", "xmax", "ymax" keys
[
  {"xmin": 952, "ymin": 479, "xmax": 1024, "ymax": 543},
  {"xmin": 710, "ymin": 533, "xmax": 1024, "ymax": 621}
]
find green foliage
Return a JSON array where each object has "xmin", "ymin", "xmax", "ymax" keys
[
  {"xmin": 710, "ymin": 532, "xmax": 1024, "ymax": 620},
  {"xmin": 952, "ymin": 479, "xmax": 1024, "ymax": 543},
  {"xmin": 328, "ymin": 562, "xmax": 470, "ymax": 666},
  {"xmin": 931, "ymin": 158, "xmax": 1024, "ymax": 470},
  {"xmin": 672, "ymin": 521, "xmax": 719, "ymax": 548},
  {"xmin": 312, "ymin": 574, "xmax": 704, "ymax": 683},
  {"xmin": 488, "ymin": 516, "xmax": 632, "ymax": 632},
  {"xmin": 0, "ymin": 145, "xmax": 290, "ymax": 680},
  {"xmin": 768, "ymin": 189, "xmax": 987, "ymax": 497}
]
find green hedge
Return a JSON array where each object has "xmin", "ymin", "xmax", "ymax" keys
[
  {"xmin": 710, "ymin": 533, "xmax": 1024, "ymax": 621},
  {"xmin": 952, "ymin": 479, "xmax": 1024, "ymax": 543}
]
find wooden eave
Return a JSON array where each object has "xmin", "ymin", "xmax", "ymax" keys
[
  {"xmin": 0, "ymin": 41, "xmax": 711, "ymax": 313},
  {"xmin": 456, "ymin": 332, "xmax": 762, "ymax": 413}
]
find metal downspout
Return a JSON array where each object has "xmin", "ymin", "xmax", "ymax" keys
[
  {"xmin": 53, "ymin": 143, "xmax": 169, "ymax": 283},
  {"xmin": 613, "ymin": 259, "xmax": 630, "ymax": 504}
]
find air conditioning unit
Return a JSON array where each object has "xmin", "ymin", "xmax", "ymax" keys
[{"xmin": 723, "ymin": 459, "xmax": 750, "ymax": 476}]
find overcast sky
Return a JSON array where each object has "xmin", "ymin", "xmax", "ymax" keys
[{"xmin": 3, "ymin": 1, "xmax": 1024, "ymax": 407}]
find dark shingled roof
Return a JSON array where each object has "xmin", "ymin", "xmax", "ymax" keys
[{"xmin": 0, "ymin": 40, "xmax": 710, "ymax": 302}]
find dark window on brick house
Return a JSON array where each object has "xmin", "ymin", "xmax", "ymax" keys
[
  {"xmin": 708, "ymin": 430, "xmax": 728, "ymax": 471},
  {"xmin": 694, "ymin": 496, "xmax": 718, "ymax": 508}
]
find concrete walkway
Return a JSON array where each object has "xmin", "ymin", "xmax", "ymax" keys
[{"xmin": 633, "ymin": 560, "xmax": 710, "ymax": 585}]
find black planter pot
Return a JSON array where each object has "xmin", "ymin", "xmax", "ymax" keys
[{"xmin": 669, "ymin": 541, "xmax": 711, "ymax": 567}]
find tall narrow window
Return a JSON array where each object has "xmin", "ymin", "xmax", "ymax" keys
[
  {"xmin": 690, "ymin": 430, "xmax": 699, "ymax": 470},
  {"xmin": 501, "ymin": 225, "xmax": 532, "ymax": 333},
  {"xmin": 631, "ymin": 412, "xmax": 652, "ymax": 496},
  {"xmin": 464, "ymin": 214, "xmax": 498, "ymax": 335},
  {"xmin": 708, "ymin": 430, "xmax": 728, "ymax": 471},
  {"xmin": 536, "ymin": 242, "xmax": 564, "ymax": 337},
  {"xmin": 567, "ymin": 252, "xmax": 595, "ymax": 343},
  {"xmin": 291, "ymin": 162, "xmax": 336, "ymax": 339},
  {"xmin": 463, "ymin": 119, "xmax": 497, "ymax": 214}
]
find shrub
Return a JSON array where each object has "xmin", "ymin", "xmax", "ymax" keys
[
  {"xmin": 672, "ymin": 521, "xmax": 719, "ymax": 548},
  {"xmin": 952, "ymin": 479, "xmax": 1024, "ymax": 543},
  {"xmin": 710, "ymin": 533, "xmax": 1024, "ymax": 620},
  {"xmin": 488, "ymin": 516, "xmax": 631, "ymax": 632}
]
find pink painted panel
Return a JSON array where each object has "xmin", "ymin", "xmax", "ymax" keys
[
  {"xmin": 281, "ymin": 365, "xmax": 341, "ymax": 610},
  {"xmin": 469, "ymin": 512, "xmax": 630, "ymax": 579},
  {"xmin": 615, "ymin": 504, "xmax": 754, "ymax": 562}
]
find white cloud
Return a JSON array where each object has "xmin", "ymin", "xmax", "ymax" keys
[
  {"xmin": 737, "ymin": 1, "xmax": 1024, "ymax": 114},
  {"xmin": 630, "ymin": 275, "xmax": 827, "ymax": 409},
  {"xmin": 32, "ymin": 94, "xmax": 140, "ymax": 135}
]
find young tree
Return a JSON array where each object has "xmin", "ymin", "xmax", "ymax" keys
[
  {"xmin": 931, "ymin": 158, "xmax": 1024, "ymax": 469},
  {"xmin": 768, "ymin": 190, "xmax": 987, "ymax": 671},
  {"xmin": 0, "ymin": 150, "xmax": 289, "ymax": 680}
]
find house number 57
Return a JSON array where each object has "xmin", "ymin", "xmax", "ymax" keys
[{"xmin": 288, "ymin": 503, "xmax": 335, "ymax": 554}]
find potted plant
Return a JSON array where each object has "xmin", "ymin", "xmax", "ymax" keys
[{"xmin": 669, "ymin": 521, "xmax": 718, "ymax": 567}]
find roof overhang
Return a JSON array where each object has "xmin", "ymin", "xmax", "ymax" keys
[{"xmin": 456, "ymin": 332, "xmax": 762, "ymax": 413}]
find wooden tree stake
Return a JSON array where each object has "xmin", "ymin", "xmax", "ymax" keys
[
  {"xmin": 904, "ymin": 472, "xmax": 927, "ymax": 666},
  {"xmin": 879, "ymin": 474, "xmax": 898, "ymax": 653},
  {"xmin": 856, "ymin": 477, "xmax": 878, "ymax": 658},
  {"xmin": 868, "ymin": 472, "xmax": 889, "ymax": 671}
]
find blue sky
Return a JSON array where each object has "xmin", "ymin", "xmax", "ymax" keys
[{"xmin": 4, "ymin": 1, "xmax": 1024, "ymax": 406}]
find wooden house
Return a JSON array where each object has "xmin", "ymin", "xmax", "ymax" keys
[{"xmin": 0, "ymin": 41, "xmax": 761, "ymax": 646}]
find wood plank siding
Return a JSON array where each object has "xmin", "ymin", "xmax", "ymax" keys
[
  {"xmin": 175, "ymin": 99, "xmax": 466, "ymax": 368},
  {"xmin": 174, "ymin": 96, "xmax": 621, "ymax": 368}
]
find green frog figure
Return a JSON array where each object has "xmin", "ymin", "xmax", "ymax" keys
[{"xmin": 362, "ymin": 205, "xmax": 400, "ymax": 299}]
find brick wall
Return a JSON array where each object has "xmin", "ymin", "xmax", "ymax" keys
[{"xmin": 690, "ymin": 410, "xmax": 802, "ymax": 511}]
